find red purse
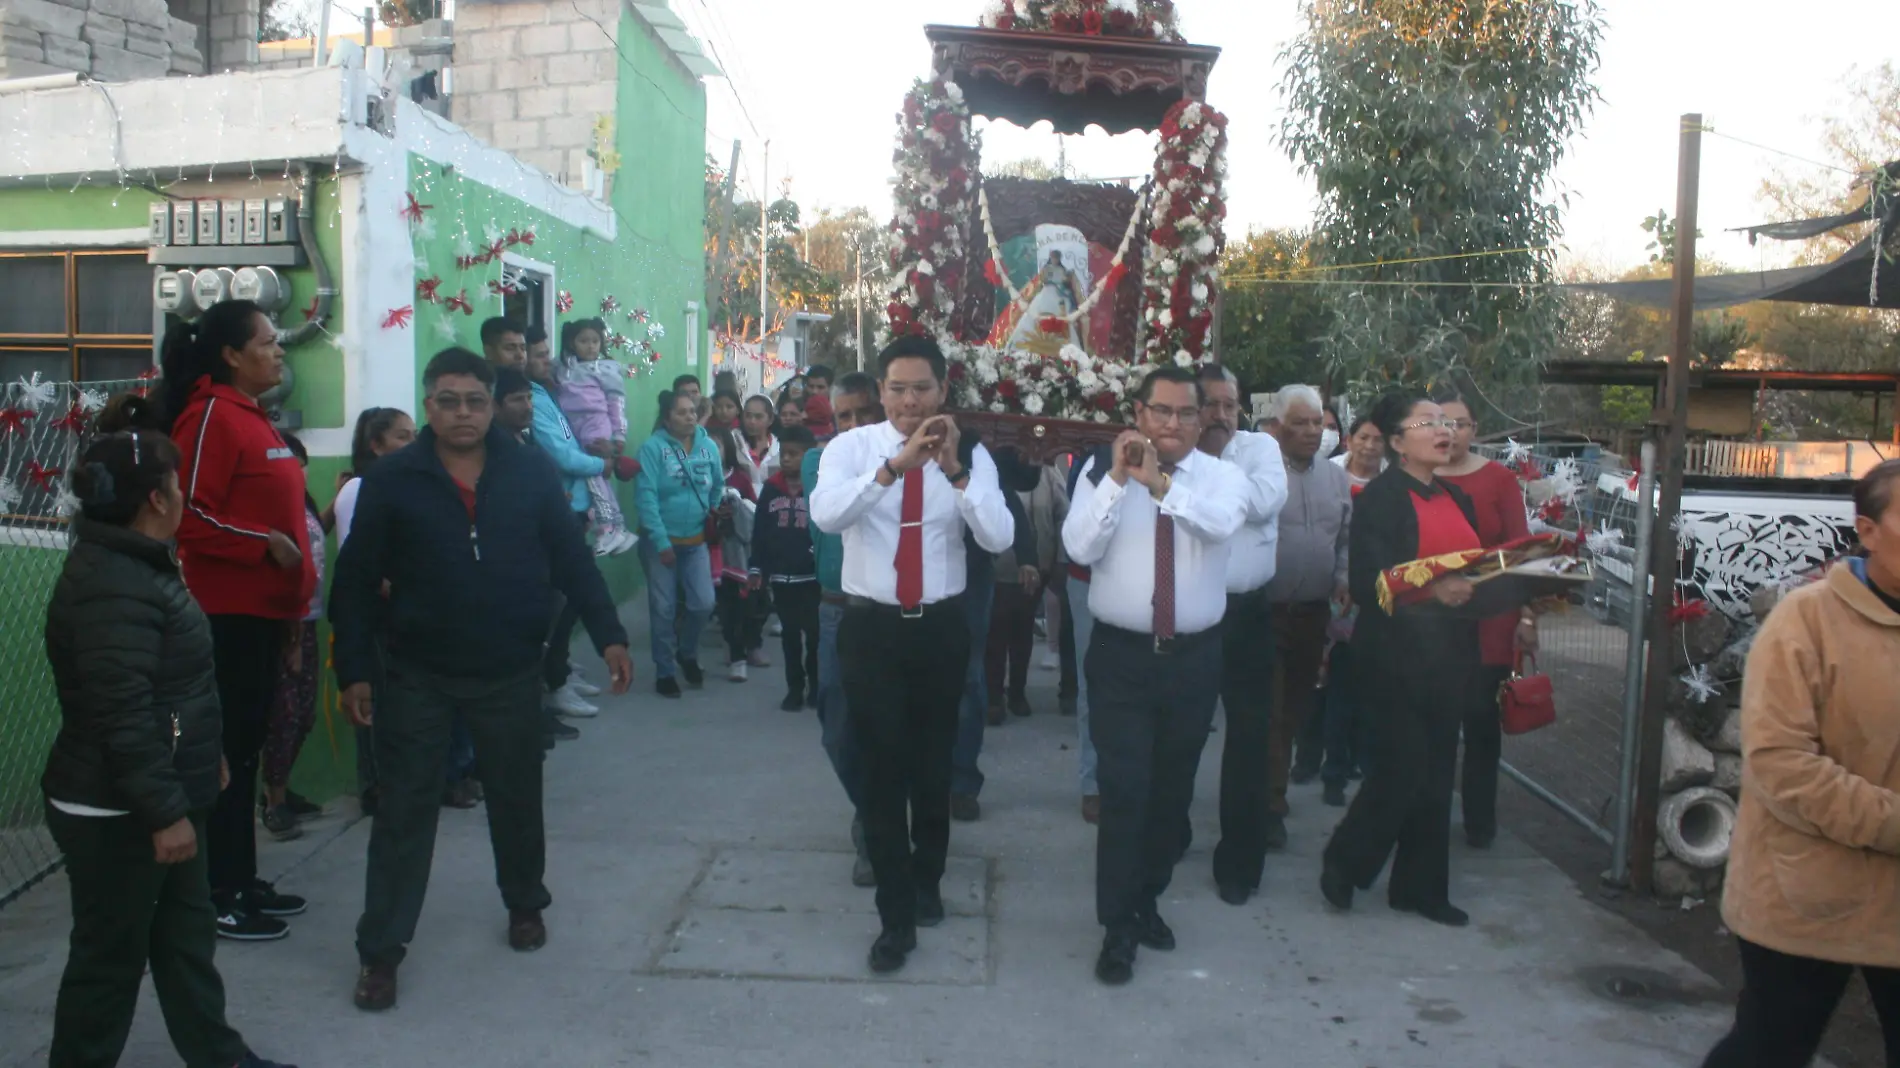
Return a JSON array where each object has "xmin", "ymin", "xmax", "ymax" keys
[{"xmin": 1498, "ymin": 653, "xmax": 1556, "ymax": 735}]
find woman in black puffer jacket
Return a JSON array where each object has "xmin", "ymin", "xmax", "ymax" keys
[{"xmin": 40, "ymin": 395, "xmax": 294, "ymax": 1068}]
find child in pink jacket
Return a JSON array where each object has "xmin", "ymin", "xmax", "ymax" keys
[{"xmin": 556, "ymin": 318, "xmax": 636, "ymax": 555}]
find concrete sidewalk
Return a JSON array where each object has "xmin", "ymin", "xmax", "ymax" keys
[{"xmin": 0, "ymin": 622, "xmax": 1738, "ymax": 1067}]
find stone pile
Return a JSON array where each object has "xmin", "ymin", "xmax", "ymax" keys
[{"xmin": 1, "ymin": 0, "xmax": 204, "ymax": 81}]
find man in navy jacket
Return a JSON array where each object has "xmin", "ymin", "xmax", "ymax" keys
[{"xmin": 331, "ymin": 347, "xmax": 631, "ymax": 1013}]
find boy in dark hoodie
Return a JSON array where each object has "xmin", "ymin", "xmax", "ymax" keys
[{"xmin": 749, "ymin": 426, "xmax": 820, "ymax": 712}]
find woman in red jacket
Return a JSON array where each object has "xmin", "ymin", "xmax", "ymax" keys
[{"xmin": 160, "ymin": 299, "xmax": 317, "ymax": 942}]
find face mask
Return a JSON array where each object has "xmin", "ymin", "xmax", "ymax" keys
[{"xmin": 1319, "ymin": 428, "xmax": 1341, "ymax": 456}]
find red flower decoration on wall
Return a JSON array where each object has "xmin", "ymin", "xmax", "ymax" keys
[
  {"xmin": 415, "ymin": 276, "xmax": 443, "ymax": 303},
  {"xmin": 381, "ymin": 305, "xmax": 414, "ymax": 330},
  {"xmin": 302, "ymin": 295, "xmax": 321, "ymax": 322},
  {"xmin": 443, "ymin": 290, "xmax": 474, "ymax": 315},
  {"xmin": 24, "ymin": 460, "xmax": 61, "ymax": 493},
  {"xmin": 556, "ymin": 290, "xmax": 574, "ymax": 313},
  {"xmin": 51, "ymin": 404, "xmax": 88, "ymax": 434},
  {"xmin": 400, "ymin": 192, "xmax": 432, "ymax": 223},
  {"xmin": 600, "ymin": 295, "xmax": 620, "ymax": 315},
  {"xmin": 1669, "ymin": 591, "xmax": 1712, "ymax": 626},
  {"xmin": 488, "ymin": 279, "xmax": 520, "ymax": 298},
  {"xmin": 0, "ymin": 408, "xmax": 35, "ymax": 437}
]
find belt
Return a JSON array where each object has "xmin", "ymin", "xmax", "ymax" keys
[
  {"xmin": 844, "ymin": 593, "xmax": 965, "ymax": 620},
  {"xmin": 1067, "ymin": 564, "xmax": 1091, "ymax": 584},
  {"xmin": 1095, "ymin": 621, "xmax": 1218, "ymax": 656},
  {"xmin": 821, "ymin": 592, "xmax": 849, "ymax": 607}
]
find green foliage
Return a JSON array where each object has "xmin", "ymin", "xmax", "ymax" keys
[
  {"xmin": 1640, "ymin": 209, "xmax": 1701, "ymax": 266},
  {"xmin": 703, "ymin": 156, "xmax": 837, "ymax": 341},
  {"xmin": 1278, "ymin": 0, "xmax": 1604, "ymax": 396},
  {"xmin": 1217, "ymin": 228, "xmax": 1333, "ymax": 393}
]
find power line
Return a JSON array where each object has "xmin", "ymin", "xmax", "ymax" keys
[
  {"xmin": 1691, "ymin": 123, "xmax": 1863, "ymax": 178},
  {"xmin": 680, "ymin": 0, "xmax": 764, "ymax": 138},
  {"xmin": 1223, "ymin": 245, "xmax": 1553, "ymax": 281}
]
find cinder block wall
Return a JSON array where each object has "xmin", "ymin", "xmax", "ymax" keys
[
  {"xmin": 0, "ymin": 0, "xmax": 206, "ymax": 79},
  {"xmin": 450, "ymin": 0, "xmax": 620, "ymax": 186}
]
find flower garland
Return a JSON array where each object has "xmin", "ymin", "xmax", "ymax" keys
[
  {"xmin": 977, "ymin": 183, "xmax": 1143, "ymax": 330},
  {"xmin": 1138, "ymin": 99, "xmax": 1229, "ymax": 368},
  {"xmin": 944, "ymin": 338, "xmax": 1136, "ymax": 423},
  {"xmin": 885, "ymin": 78, "xmax": 981, "ymax": 339},
  {"xmin": 979, "ymin": 0, "xmax": 1183, "ymax": 42}
]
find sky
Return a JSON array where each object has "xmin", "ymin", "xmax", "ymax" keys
[{"xmin": 670, "ymin": 0, "xmax": 1899, "ymax": 276}]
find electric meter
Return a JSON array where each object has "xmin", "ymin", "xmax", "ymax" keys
[
  {"xmin": 231, "ymin": 266, "xmax": 286, "ymax": 311},
  {"xmin": 192, "ymin": 267, "xmax": 235, "ymax": 310},
  {"xmin": 154, "ymin": 269, "xmax": 198, "ymax": 317}
]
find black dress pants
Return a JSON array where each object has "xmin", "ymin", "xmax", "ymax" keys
[
  {"xmin": 1323, "ymin": 635, "xmax": 1474, "ymax": 907},
  {"xmin": 1702, "ymin": 938, "xmax": 1900, "ymax": 1068},
  {"xmin": 205, "ymin": 614, "xmax": 284, "ymax": 900},
  {"xmin": 773, "ymin": 580, "xmax": 821, "ymax": 695},
  {"xmin": 1212, "ymin": 589, "xmax": 1276, "ymax": 892},
  {"xmin": 1088, "ymin": 623, "xmax": 1222, "ymax": 935},
  {"xmin": 46, "ymin": 806, "xmax": 249, "ymax": 1068},
  {"xmin": 356, "ymin": 659, "xmax": 550, "ymax": 968},
  {"xmin": 1460, "ymin": 664, "xmax": 1510, "ymax": 839},
  {"xmin": 839, "ymin": 597, "xmax": 970, "ymax": 932}
]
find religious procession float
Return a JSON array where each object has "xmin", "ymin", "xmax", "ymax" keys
[{"xmin": 883, "ymin": 0, "xmax": 1226, "ymax": 460}]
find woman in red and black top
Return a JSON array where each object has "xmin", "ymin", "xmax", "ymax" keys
[
  {"xmin": 1436, "ymin": 395, "xmax": 1538, "ymax": 851},
  {"xmin": 1321, "ymin": 392, "xmax": 1483, "ymax": 928},
  {"xmin": 161, "ymin": 299, "xmax": 317, "ymax": 942}
]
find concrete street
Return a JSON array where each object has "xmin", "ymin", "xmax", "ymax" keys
[{"xmin": 0, "ymin": 611, "xmax": 1739, "ymax": 1067}]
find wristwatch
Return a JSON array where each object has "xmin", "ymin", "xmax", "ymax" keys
[{"xmin": 944, "ymin": 466, "xmax": 971, "ymax": 487}]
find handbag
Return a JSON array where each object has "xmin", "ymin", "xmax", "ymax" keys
[{"xmin": 1498, "ymin": 652, "xmax": 1556, "ymax": 735}]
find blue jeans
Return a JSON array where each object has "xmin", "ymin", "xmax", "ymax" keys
[
  {"xmin": 1321, "ymin": 641, "xmax": 1370, "ymax": 788},
  {"xmin": 1069, "ymin": 575, "xmax": 1098, "ymax": 796},
  {"xmin": 952, "ymin": 554, "xmax": 995, "ymax": 799},
  {"xmin": 638, "ymin": 538, "xmax": 714, "ymax": 680},
  {"xmin": 445, "ymin": 715, "xmax": 475, "ymax": 786},
  {"xmin": 816, "ymin": 599, "xmax": 863, "ymax": 811}
]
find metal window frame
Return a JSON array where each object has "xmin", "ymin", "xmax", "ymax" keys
[{"xmin": 0, "ymin": 248, "xmax": 155, "ymax": 379}]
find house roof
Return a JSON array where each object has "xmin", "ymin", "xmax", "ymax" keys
[{"xmin": 630, "ymin": 2, "xmax": 722, "ymax": 79}]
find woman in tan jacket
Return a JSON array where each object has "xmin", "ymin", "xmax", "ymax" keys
[{"xmin": 1703, "ymin": 459, "xmax": 1900, "ymax": 1068}]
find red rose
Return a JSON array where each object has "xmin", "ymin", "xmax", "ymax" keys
[
  {"xmin": 1051, "ymin": 11, "xmax": 1081, "ymax": 32},
  {"xmin": 1151, "ymin": 225, "xmax": 1180, "ymax": 248},
  {"xmin": 997, "ymin": 379, "xmax": 1020, "ymax": 399},
  {"xmin": 995, "ymin": 10, "xmax": 1014, "ymax": 29},
  {"xmin": 1082, "ymin": 8, "xmax": 1103, "ymax": 34},
  {"xmin": 1106, "ymin": 9, "xmax": 1138, "ymax": 33},
  {"xmin": 931, "ymin": 112, "xmax": 960, "ymax": 137},
  {"xmin": 1093, "ymin": 391, "xmax": 1117, "ymax": 413}
]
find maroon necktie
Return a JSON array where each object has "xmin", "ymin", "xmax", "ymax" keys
[
  {"xmin": 896, "ymin": 467, "xmax": 924, "ymax": 610},
  {"xmin": 1153, "ymin": 469, "xmax": 1176, "ymax": 640}
]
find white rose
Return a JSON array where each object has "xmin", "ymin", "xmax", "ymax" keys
[
  {"xmin": 1192, "ymin": 282, "xmax": 1209, "ymax": 302},
  {"xmin": 1093, "ymin": 411, "xmax": 1110, "ymax": 424},
  {"xmin": 1159, "ymin": 309, "xmax": 1174, "ymax": 328},
  {"xmin": 917, "ymin": 259, "xmax": 935, "ymax": 276},
  {"xmin": 990, "ymin": 401, "xmax": 1007, "ymax": 413},
  {"xmin": 1023, "ymin": 393, "xmax": 1045, "ymax": 415},
  {"xmin": 1189, "ymin": 150, "xmax": 1209, "ymax": 170},
  {"xmin": 1194, "ymin": 234, "xmax": 1217, "ymax": 257},
  {"xmin": 1174, "ymin": 350, "xmax": 1192, "ymax": 366}
]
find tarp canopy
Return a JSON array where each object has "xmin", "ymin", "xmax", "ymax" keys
[{"xmin": 1566, "ymin": 160, "xmax": 1899, "ymax": 311}]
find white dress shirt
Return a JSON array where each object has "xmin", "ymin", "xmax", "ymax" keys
[
  {"xmin": 809, "ymin": 421, "xmax": 1015, "ymax": 606},
  {"xmin": 1217, "ymin": 430, "xmax": 1289, "ymax": 594},
  {"xmin": 1062, "ymin": 447, "xmax": 1250, "ymax": 636}
]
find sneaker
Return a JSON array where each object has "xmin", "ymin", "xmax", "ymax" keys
[
  {"xmin": 1040, "ymin": 650, "xmax": 1059, "ymax": 670},
  {"xmin": 261, "ymin": 804, "xmax": 302, "ymax": 841},
  {"xmin": 611, "ymin": 530, "xmax": 640, "ymax": 555},
  {"xmin": 779, "ymin": 691, "xmax": 803, "ymax": 712},
  {"xmin": 680, "ymin": 660, "xmax": 705, "ymax": 688},
  {"xmin": 656, "ymin": 676, "xmax": 682, "ymax": 698},
  {"xmin": 768, "ymin": 620, "xmax": 784, "ymax": 637},
  {"xmin": 247, "ymin": 881, "xmax": 307, "ymax": 917},
  {"xmin": 569, "ymin": 677, "xmax": 603, "ymax": 698},
  {"xmin": 747, "ymin": 648, "xmax": 771, "ymax": 669},
  {"xmin": 728, "ymin": 660, "xmax": 749, "ymax": 683},
  {"xmin": 545, "ymin": 716, "xmax": 580, "ymax": 742},
  {"xmin": 216, "ymin": 900, "xmax": 289, "ymax": 942},
  {"xmin": 546, "ymin": 683, "xmax": 599, "ymax": 718}
]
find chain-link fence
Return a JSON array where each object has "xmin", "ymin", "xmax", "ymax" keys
[
  {"xmin": 1474, "ymin": 443, "xmax": 1653, "ymax": 854},
  {"xmin": 0, "ymin": 376, "xmax": 148, "ymax": 909}
]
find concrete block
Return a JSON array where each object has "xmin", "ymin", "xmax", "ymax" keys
[
  {"xmin": 544, "ymin": 48, "xmax": 610, "ymax": 84},
  {"xmin": 448, "ymin": 59, "xmax": 493, "ymax": 94},
  {"xmin": 1713, "ymin": 753, "xmax": 1742, "ymax": 793},
  {"xmin": 89, "ymin": 38, "xmax": 167, "ymax": 78},
  {"xmin": 0, "ymin": 52, "xmax": 63, "ymax": 74},
  {"xmin": 490, "ymin": 56, "xmax": 546, "ymax": 90},
  {"xmin": 82, "ymin": 11, "xmax": 128, "ymax": 48},
  {"xmin": 39, "ymin": 30, "xmax": 88, "ymax": 67},
  {"xmin": 458, "ymin": 26, "xmax": 516, "ymax": 62},
  {"xmin": 459, "ymin": 0, "xmax": 548, "ymax": 28},
  {"xmin": 515, "ymin": 83, "xmax": 564, "ymax": 118},
  {"xmin": 517, "ymin": 21, "xmax": 566, "ymax": 55},
  {"xmin": 565, "ymin": 80, "xmax": 613, "ymax": 114},
  {"xmin": 459, "ymin": 88, "xmax": 514, "ymax": 124},
  {"xmin": 123, "ymin": 22, "xmax": 167, "ymax": 56},
  {"xmin": 91, "ymin": 0, "xmax": 166, "ymax": 26},
  {"xmin": 0, "ymin": 25, "xmax": 44, "ymax": 61},
  {"xmin": 541, "ymin": 112, "xmax": 593, "ymax": 150},
  {"xmin": 167, "ymin": 45, "xmax": 199, "ymax": 72},
  {"xmin": 1660, "ymin": 717, "xmax": 1715, "ymax": 793},
  {"xmin": 4, "ymin": 0, "xmax": 86, "ymax": 39},
  {"xmin": 491, "ymin": 118, "xmax": 540, "ymax": 150},
  {"xmin": 1711, "ymin": 707, "xmax": 1742, "ymax": 755},
  {"xmin": 163, "ymin": 14, "xmax": 196, "ymax": 45},
  {"xmin": 517, "ymin": 147, "xmax": 561, "ymax": 178}
]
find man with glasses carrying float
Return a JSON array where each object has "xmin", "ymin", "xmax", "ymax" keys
[
  {"xmin": 1062, "ymin": 365, "xmax": 1249, "ymax": 986},
  {"xmin": 331, "ymin": 348, "xmax": 634, "ymax": 1011}
]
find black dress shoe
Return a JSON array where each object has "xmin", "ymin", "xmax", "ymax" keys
[
  {"xmin": 1290, "ymin": 764, "xmax": 1320, "ymax": 786},
  {"xmin": 1392, "ymin": 899, "xmax": 1471, "ymax": 927},
  {"xmin": 1322, "ymin": 782, "xmax": 1347, "ymax": 807},
  {"xmin": 950, "ymin": 794, "xmax": 980, "ymax": 823},
  {"xmin": 1466, "ymin": 827, "xmax": 1496, "ymax": 849},
  {"xmin": 680, "ymin": 659, "xmax": 705, "ymax": 688},
  {"xmin": 1094, "ymin": 932, "xmax": 1137, "ymax": 986},
  {"xmin": 916, "ymin": 887, "xmax": 945, "ymax": 928},
  {"xmin": 1217, "ymin": 882, "xmax": 1253, "ymax": 907},
  {"xmin": 1136, "ymin": 910, "xmax": 1175, "ymax": 952},
  {"xmin": 1263, "ymin": 815, "xmax": 1288, "ymax": 852},
  {"xmin": 868, "ymin": 927, "xmax": 916, "ymax": 974},
  {"xmin": 656, "ymin": 677, "xmax": 682, "ymax": 698},
  {"xmin": 1320, "ymin": 860, "xmax": 1354, "ymax": 911}
]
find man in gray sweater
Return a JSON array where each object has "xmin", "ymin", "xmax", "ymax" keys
[{"xmin": 1261, "ymin": 385, "xmax": 1352, "ymax": 850}]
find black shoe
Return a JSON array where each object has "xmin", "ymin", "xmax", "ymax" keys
[
  {"xmin": 1094, "ymin": 931, "xmax": 1137, "ymax": 985},
  {"xmin": 1290, "ymin": 764, "xmax": 1320, "ymax": 786},
  {"xmin": 656, "ymin": 677, "xmax": 682, "ymax": 699},
  {"xmin": 950, "ymin": 794, "xmax": 980, "ymax": 823},
  {"xmin": 216, "ymin": 896, "xmax": 289, "ymax": 941},
  {"xmin": 442, "ymin": 779, "xmax": 481, "ymax": 808},
  {"xmin": 1217, "ymin": 881, "xmax": 1252, "ymax": 907},
  {"xmin": 1320, "ymin": 860, "xmax": 1354, "ymax": 912},
  {"xmin": 1466, "ymin": 827, "xmax": 1496, "ymax": 849},
  {"xmin": 1263, "ymin": 815, "xmax": 1288, "ymax": 852},
  {"xmin": 868, "ymin": 926, "xmax": 916, "ymax": 974},
  {"xmin": 680, "ymin": 660, "xmax": 705, "ymax": 688},
  {"xmin": 1136, "ymin": 909, "xmax": 1175, "ymax": 952},
  {"xmin": 779, "ymin": 691, "xmax": 804, "ymax": 712},
  {"xmin": 1322, "ymin": 782, "xmax": 1347, "ymax": 807},
  {"xmin": 281, "ymin": 790, "xmax": 323, "ymax": 818},
  {"xmin": 1059, "ymin": 693, "xmax": 1077, "ymax": 717},
  {"xmin": 247, "ymin": 881, "xmax": 307, "ymax": 917},
  {"xmin": 1008, "ymin": 694, "xmax": 1032, "ymax": 718},
  {"xmin": 353, "ymin": 962, "xmax": 397, "ymax": 1012},
  {"xmin": 916, "ymin": 887, "xmax": 945, "ymax": 928},
  {"xmin": 358, "ymin": 787, "xmax": 378, "ymax": 819},
  {"xmin": 262, "ymin": 803, "xmax": 302, "ymax": 841},
  {"xmin": 1392, "ymin": 899, "xmax": 1471, "ymax": 927},
  {"xmin": 545, "ymin": 716, "xmax": 580, "ymax": 742}
]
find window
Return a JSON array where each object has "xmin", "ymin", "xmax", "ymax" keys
[
  {"xmin": 498, "ymin": 255, "xmax": 554, "ymax": 342},
  {"xmin": 0, "ymin": 250, "xmax": 154, "ymax": 382}
]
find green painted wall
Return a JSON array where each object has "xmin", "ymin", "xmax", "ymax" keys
[{"xmin": 0, "ymin": 184, "xmax": 160, "ymax": 230}]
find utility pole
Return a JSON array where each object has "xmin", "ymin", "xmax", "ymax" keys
[
  {"xmin": 362, "ymin": 7, "xmax": 373, "ymax": 48},
  {"xmin": 760, "ymin": 140, "xmax": 771, "ymax": 390},
  {"xmin": 852, "ymin": 235, "xmax": 865, "ymax": 371},
  {"xmin": 1630, "ymin": 113, "xmax": 1702, "ymax": 896}
]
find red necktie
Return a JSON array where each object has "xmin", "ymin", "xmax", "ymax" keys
[
  {"xmin": 895, "ymin": 467, "xmax": 925, "ymax": 610},
  {"xmin": 1153, "ymin": 509, "xmax": 1176, "ymax": 641}
]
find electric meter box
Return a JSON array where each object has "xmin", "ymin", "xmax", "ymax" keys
[
  {"xmin": 172, "ymin": 202, "xmax": 197, "ymax": 246},
  {"xmin": 265, "ymin": 198, "xmax": 298, "ymax": 245},
  {"xmin": 242, "ymin": 200, "xmax": 267, "ymax": 245},
  {"xmin": 231, "ymin": 266, "xmax": 286, "ymax": 311},
  {"xmin": 219, "ymin": 201, "xmax": 245, "ymax": 246},
  {"xmin": 194, "ymin": 200, "xmax": 219, "ymax": 246},
  {"xmin": 154, "ymin": 269, "xmax": 196, "ymax": 316},
  {"xmin": 191, "ymin": 266, "xmax": 234, "ymax": 311},
  {"xmin": 149, "ymin": 202, "xmax": 171, "ymax": 245}
]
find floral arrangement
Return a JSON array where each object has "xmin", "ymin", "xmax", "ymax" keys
[
  {"xmin": 945, "ymin": 340, "xmax": 1137, "ymax": 423},
  {"xmin": 1138, "ymin": 99, "xmax": 1229, "ymax": 368},
  {"xmin": 979, "ymin": 0, "xmax": 1184, "ymax": 42},
  {"xmin": 885, "ymin": 78, "xmax": 981, "ymax": 339}
]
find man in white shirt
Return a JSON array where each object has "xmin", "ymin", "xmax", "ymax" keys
[
  {"xmin": 1062, "ymin": 365, "xmax": 1249, "ymax": 986},
  {"xmin": 1197, "ymin": 365, "xmax": 1290, "ymax": 907},
  {"xmin": 809, "ymin": 336, "xmax": 1015, "ymax": 976}
]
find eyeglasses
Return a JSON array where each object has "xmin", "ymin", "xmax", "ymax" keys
[
  {"xmin": 431, "ymin": 391, "xmax": 493, "ymax": 413},
  {"xmin": 1139, "ymin": 403, "xmax": 1201, "ymax": 426},
  {"xmin": 1401, "ymin": 418, "xmax": 1459, "ymax": 432},
  {"xmin": 1448, "ymin": 419, "xmax": 1475, "ymax": 431}
]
